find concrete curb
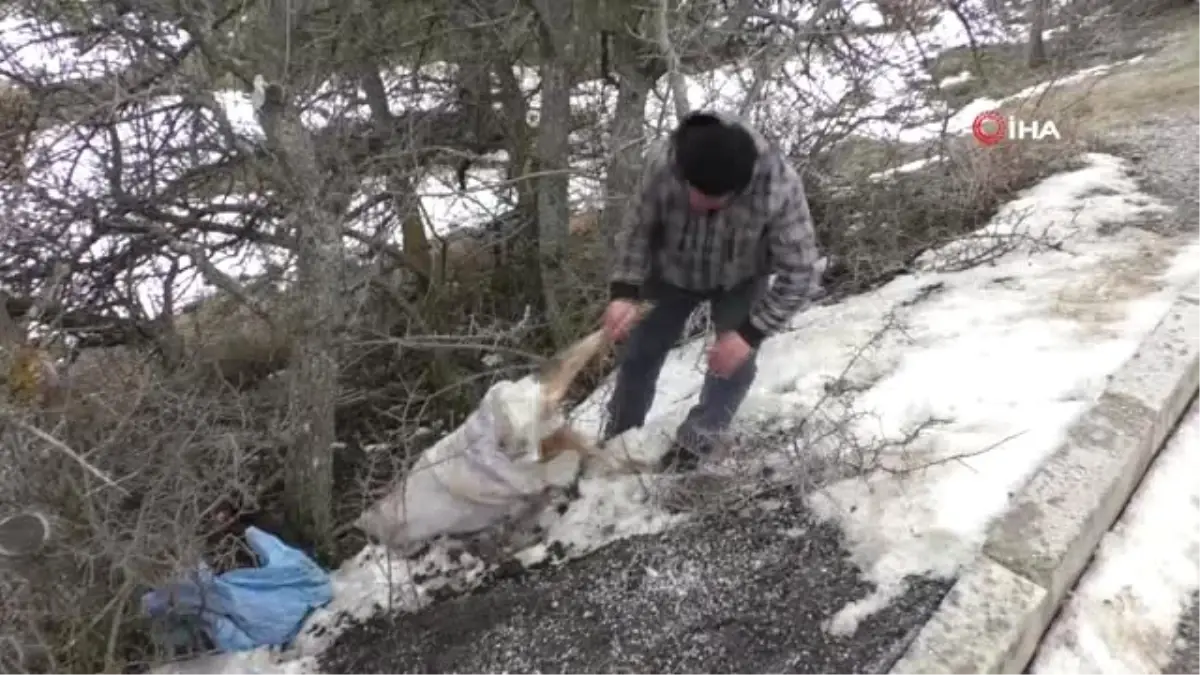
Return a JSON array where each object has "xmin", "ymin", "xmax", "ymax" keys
[{"xmin": 890, "ymin": 295, "xmax": 1200, "ymax": 674}]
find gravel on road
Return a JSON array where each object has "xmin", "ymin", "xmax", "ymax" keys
[{"xmin": 320, "ymin": 486, "xmax": 950, "ymax": 674}]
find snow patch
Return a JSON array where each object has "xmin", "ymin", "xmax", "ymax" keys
[
  {"xmin": 1029, "ymin": 404, "xmax": 1200, "ymax": 674},
  {"xmin": 794, "ymin": 154, "xmax": 1197, "ymax": 636}
]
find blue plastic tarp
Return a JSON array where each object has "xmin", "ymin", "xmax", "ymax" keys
[{"xmin": 142, "ymin": 526, "xmax": 333, "ymax": 652}]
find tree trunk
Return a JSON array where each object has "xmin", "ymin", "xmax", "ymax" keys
[
  {"xmin": 602, "ymin": 12, "xmax": 664, "ymax": 251},
  {"xmin": 1026, "ymin": 0, "xmax": 1049, "ymax": 68},
  {"xmin": 529, "ymin": 0, "xmax": 576, "ymax": 345},
  {"xmin": 359, "ymin": 65, "xmax": 433, "ymax": 289},
  {"xmin": 656, "ymin": 0, "xmax": 691, "ymax": 120},
  {"xmin": 254, "ymin": 76, "xmax": 342, "ymax": 558}
]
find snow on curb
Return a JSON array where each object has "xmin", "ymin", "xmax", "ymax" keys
[
  {"xmin": 1029, "ymin": 401, "xmax": 1200, "ymax": 674},
  {"xmin": 891, "ymin": 292, "xmax": 1200, "ymax": 674}
]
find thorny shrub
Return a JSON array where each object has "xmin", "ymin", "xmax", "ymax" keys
[
  {"xmin": 806, "ymin": 132, "xmax": 1088, "ymax": 300},
  {"xmin": 0, "ymin": 350, "xmax": 284, "ymax": 674}
]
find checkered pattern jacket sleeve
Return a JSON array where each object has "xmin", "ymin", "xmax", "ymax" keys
[{"xmin": 742, "ymin": 157, "xmax": 822, "ymax": 343}]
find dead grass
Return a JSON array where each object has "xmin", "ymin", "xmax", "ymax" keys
[
  {"xmin": 1001, "ymin": 18, "xmax": 1199, "ymax": 135},
  {"xmin": 820, "ymin": 134, "xmax": 937, "ymax": 179},
  {"xmin": 808, "ymin": 122, "xmax": 1090, "ymax": 300},
  {"xmin": 928, "ymin": 6, "xmax": 1197, "ymax": 109},
  {"xmin": 929, "ymin": 42, "xmax": 1046, "ymax": 108},
  {"xmin": 0, "ymin": 354, "xmax": 282, "ymax": 673},
  {"xmin": 940, "ymin": 7, "xmax": 1200, "ymax": 135}
]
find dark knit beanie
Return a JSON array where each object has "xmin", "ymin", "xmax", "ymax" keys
[{"xmin": 671, "ymin": 112, "xmax": 759, "ymax": 197}]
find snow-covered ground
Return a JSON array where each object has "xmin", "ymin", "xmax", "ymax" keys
[
  {"xmin": 1029, "ymin": 402, "xmax": 1200, "ymax": 674},
  {"xmin": 155, "ymin": 147, "xmax": 1200, "ymax": 674}
]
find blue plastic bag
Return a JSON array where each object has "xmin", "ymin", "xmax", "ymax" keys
[{"xmin": 142, "ymin": 526, "xmax": 333, "ymax": 652}]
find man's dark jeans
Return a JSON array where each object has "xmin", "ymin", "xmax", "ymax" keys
[{"xmin": 602, "ymin": 277, "xmax": 766, "ymax": 462}]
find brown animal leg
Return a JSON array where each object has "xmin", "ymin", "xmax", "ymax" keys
[
  {"xmin": 537, "ymin": 329, "xmax": 610, "ymax": 414},
  {"xmin": 538, "ymin": 425, "xmax": 599, "ymax": 463},
  {"xmin": 538, "ymin": 425, "xmax": 654, "ymax": 475}
]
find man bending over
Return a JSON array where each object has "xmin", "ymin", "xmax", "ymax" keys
[{"xmin": 601, "ymin": 111, "xmax": 823, "ymax": 472}]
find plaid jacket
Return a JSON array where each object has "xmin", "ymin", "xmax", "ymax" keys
[{"xmin": 609, "ymin": 113, "xmax": 822, "ymax": 347}]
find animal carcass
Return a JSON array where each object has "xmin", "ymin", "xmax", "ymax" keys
[{"xmin": 354, "ymin": 329, "xmax": 611, "ymax": 554}]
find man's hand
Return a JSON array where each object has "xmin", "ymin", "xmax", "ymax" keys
[
  {"xmin": 708, "ymin": 331, "xmax": 752, "ymax": 378},
  {"xmin": 603, "ymin": 299, "xmax": 640, "ymax": 342}
]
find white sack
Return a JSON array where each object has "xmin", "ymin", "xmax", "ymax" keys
[{"xmin": 354, "ymin": 377, "xmax": 579, "ymax": 553}]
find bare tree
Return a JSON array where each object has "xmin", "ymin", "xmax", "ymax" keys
[
  {"xmin": 252, "ymin": 70, "xmax": 345, "ymax": 555},
  {"xmin": 526, "ymin": 0, "xmax": 576, "ymax": 343},
  {"xmin": 1027, "ymin": 0, "xmax": 1051, "ymax": 67},
  {"xmin": 658, "ymin": 0, "xmax": 693, "ymax": 120},
  {"xmin": 600, "ymin": 3, "xmax": 667, "ymax": 244}
]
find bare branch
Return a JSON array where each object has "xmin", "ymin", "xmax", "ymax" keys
[{"xmin": 658, "ymin": 0, "xmax": 692, "ymax": 120}]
